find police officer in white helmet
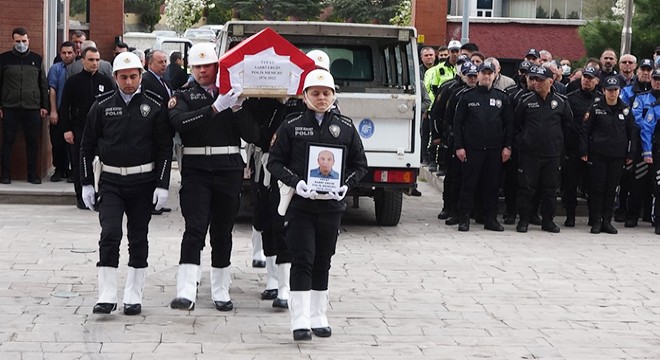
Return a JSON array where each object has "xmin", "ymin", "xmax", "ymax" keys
[
  {"xmin": 267, "ymin": 69, "xmax": 367, "ymax": 340},
  {"xmin": 80, "ymin": 51, "xmax": 173, "ymax": 315}
]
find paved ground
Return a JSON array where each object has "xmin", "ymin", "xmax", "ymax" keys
[{"xmin": 0, "ymin": 170, "xmax": 659, "ymax": 359}]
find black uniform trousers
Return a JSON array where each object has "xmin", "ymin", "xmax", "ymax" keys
[
  {"xmin": 503, "ymin": 150, "xmax": 519, "ymax": 216},
  {"xmin": 588, "ymin": 154, "xmax": 624, "ymax": 222},
  {"xmin": 49, "ymin": 121, "xmax": 69, "ymax": 173},
  {"xmin": 70, "ymin": 124, "xmax": 85, "ymax": 201},
  {"xmin": 179, "ymin": 167, "xmax": 241, "ymax": 268},
  {"xmin": 652, "ymin": 152, "xmax": 660, "ymax": 217},
  {"xmin": 458, "ymin": 148, "xmax": 502, "ymax": 220},
  {"xmin": 614, "ymin": 164, "xmax": 632, "ymax": 217},
  {"xmin": 561, "ymin": 151, "xmax": 587, "ymax": 213},
  {"xmin": 285, "ymin": 206, "xmax": 341, "ymax": 291},
  {"xmin": 443, "ymin": 154, "xmax": 462, "ymax": 216},
  {"xmin": 626, "ymin": 159, "xmax": 653, "ymax": 221},
  {"xmin": 1, "ymin": 109, "xmax": 40, "ymax": 176},
  {"xmin": 97, "ymin": 181, "xmax": 154, "ymax": 268},
  {"xmin": 251, "ymin": 175, "xmax": 291, "ymax": 263},
  {"xmin": 517, "ymin": 153, "xmax": 561, "ymax": 222}
]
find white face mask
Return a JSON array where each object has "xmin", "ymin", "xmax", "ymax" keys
[
  {"xmin": 14, "ymin": 42, "xmax": 28, "ymax": 53},
  {"xmin": 561, "ymin": 64, "xmax": 571, "ymax": 76}
]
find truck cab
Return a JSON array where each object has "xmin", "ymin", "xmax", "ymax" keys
[{"xmin": 217, "ymin": 21, "xmax": 422, "ymax": 226}]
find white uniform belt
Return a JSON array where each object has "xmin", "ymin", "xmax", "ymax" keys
[
  {"xmin": 182, "ymin": 146, "xmax": 240, "ymax": 155},
  {"xmin": 101, "ymin": 162, "xmax": 155, "ymax": 176}
]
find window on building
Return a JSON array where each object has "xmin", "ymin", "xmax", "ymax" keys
[
  {"xmin": 476, "ymin": 0, "xmax": 494, "ymax": 17},
  {"xmin": 450, "ymin": 0, "xmax": 582, "ymax": 19}
]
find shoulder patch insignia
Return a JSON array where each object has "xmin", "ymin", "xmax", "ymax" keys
[
  {"xmin": 140, "ymin": 104, "xmax": 151, "ymax": 117},
  {"xmin": 623, "ymin": 108, "xmax": 629, "ymax": 116},
  {"xmin": 551, "ymin": 100, "xmax": 558, "ymax": 109},
  {"xmin": 583, "ymin": 112, "xmax": 590, "ymax": 122},
  {"xmin": 168, "ymin": 96, "xmax": 177, "ymax": 109},
  {"xmin": 648, "ymin": 113, "xmax": 654, "ymax": 122},
  {"xmin": 632, "ymin": 101, "xmax": 639, "ymax": 109}
]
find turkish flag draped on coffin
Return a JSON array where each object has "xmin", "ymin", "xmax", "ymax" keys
[{"xmin": 218, "ymin": 27, "xmax": 316, "ymax": 96}]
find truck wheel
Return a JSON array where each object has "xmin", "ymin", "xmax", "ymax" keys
[{"xmin": 374, "ymin": 190, "xmax": 402, "ymax": 226}]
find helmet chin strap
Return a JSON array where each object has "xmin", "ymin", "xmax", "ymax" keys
[{"xmin": 304, "ymin": 92, "xmax": 335, "ymax": 113}]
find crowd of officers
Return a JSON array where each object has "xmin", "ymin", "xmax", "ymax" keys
[{"xmin": 421, "ymin": 41, "xmax": 660, "ymax": 235}]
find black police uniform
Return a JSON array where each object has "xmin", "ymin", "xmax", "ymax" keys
[
  {"xmin": 564, "ymin": 87, "xmax": 602, "ymax": 223},
  {"xmin": 168, "ymin": 82, "xmax": 260, "ymax": 268},
  {"xmin": 80, "ymin": 88, "xmax": 173, "ymax": 269},
  {"xmin": 453, "ymin": 84, "xmax": 513, "ymax": 229},
  {"xmin": 267, "ymin": 109, "xmax": 367, "ymax": 292},
  {"xmin": 515, "ymin": 90, "xmax": 573, "ymax": 230},
  {"xmin": 59, "ymin": 69, "xmax": 115, "ymax": 207},
  {"xmin": 579, "ymin": 98, "xmax": 638, "ymax": 231}
]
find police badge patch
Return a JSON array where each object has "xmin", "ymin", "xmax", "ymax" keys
[
  {"xmin": 140, "ymin": 104, "xmax": 151, "ymax": 117},
  {"xmin": 329, "ymin": 124, "xmax": 341, "ymax": 138},
  {"xmin": 551, "ymin": 100, "xmax": 558, "ymax": 109},
  {"xmin": 633, "ymin": 101, "xmax": 639, "ymax": 109},
  {"xmin": 648, "ymin": 113, "xmax": 654, "ymax": 122},
  {"xmin": 495, "ymin": 99, "xmax": 502, "ymax": 108},
  {"xmin": 168, "ymin": 96, "xmax": 177, "ymax": 109},
  {"xmin": 623, "ymin": 108, "xmax": 629, "ymax": 116}
]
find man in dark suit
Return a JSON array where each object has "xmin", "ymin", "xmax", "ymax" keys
[{"xmin": 164, "ymin": 51, "xmax": 189, "ymax": 90}]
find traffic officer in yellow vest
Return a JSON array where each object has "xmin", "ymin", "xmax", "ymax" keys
[
  {"xmin": 168, "ymin": 43, "xmax": 260, "ymax": 311},
  {"xmin": 80, "ymin": 51, "xmax": 173, "ymax": 315}
]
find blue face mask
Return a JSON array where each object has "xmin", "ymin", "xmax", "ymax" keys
[{"xmin": 14, "ymin": 42, "xmax": 28, "ymax": 53}]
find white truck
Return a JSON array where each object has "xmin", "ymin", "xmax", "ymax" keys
[{"xmin": 216, "ymin": 21, "xmax": 422, "ymax": 226}]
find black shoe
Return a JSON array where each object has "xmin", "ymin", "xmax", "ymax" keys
[
  {"xmin": 261, "ymin": 289, "xmax": 278, "ymax": 300},
  {"xmin": 311, "ymin": 327, "xmax": 332, "ymax": 337},
  {"xmin": 484, "ymin": 220, "xmax": 504, "ymax": 232},
  {"xmin": 76, "ymin": 199, "xmax": 87, "ymax": 210},
  {"xmin": 93, "ymin": 302, "xmax": 117, "ymax": 314},
  {"xmin": 123, "ymin": 303, "xmax": 142, "ymax": 315},
  {"xmin": 428, "ymin": 162, "xmax": 438, "ymax": 172},
  {"xmin": 590, "ymin": 221, "xmax": 602, "ymax": 234},
  {"xmin": 600, "ymin": 222, "xmax": 618, "ymax": 234},
  {"xmin": 516, "ymin": 222, "xmax": 529, "ymax": 233},
  {"xmin": 272, "ymin": 298, "xmax": 288, "ymax": 309},
  {"xmin": 170, "ymin": 297, "xmax": 195, "ymax": 310},
  {"xmin": 541, "ymin": 221, "xmax": 560, "ymax": 233},
  {"xmin": 293, "ymin": 329, "xmax": 312, "ymax": 341},
  {"xmin": 564, "ymin": 217, "xmax": 575, "ymax": 227},
  {"xmin": 0, "ymin": 176, "xmax": 9, "ymax": 184},
  {"xmin": 445, "ymin": 217, "xmax": 460, "ymax": 226},
  {"xmin": 27, "ymin": 175, "xmax": 41, "ymax": 184},
  {"xmin": 614, "ymin": 213, "xmax": 626, "ymax": 223},
  {"xmin": 411, "ymin": 189, "xmax": 422, "ymax": 197},
  {"xmin": 624, "ymin": 218, "xmax": 638, "ymax": 228},
  {"xmin": 437, "ymin": 210, "xmax": 449, "ymax": 220},
  {"xmin": 66, "ymin": 174, "xmax": 74, "ymax": 183},
  {"xmin": 213, "ymin": 300, "xmax": 233, "ymax": 311},
  {"xmin": 458, "ymin": 222, "xmax": 469, "ymax": 231},
  {"xmin": 655, "ymin": 225, "xmax": 660, "ymax": 235},
  {"xmin": 643, "ymin": 214, "xmax": 652, "ymax": 223},
  {"xmin": 529, "ymin": 215, "xmax": 542, "ymax": 226},
  {"xmin": 50, "ymin": 169, "xmax": 63, "ymax": 182},
  {"xmin": 160, "ymin": 207, "xmax": 172, "ymax": 212},
  {"xmin": 152, "ymin": 208, "xmax": 164, "ymax": 215},
  {"xmin": 503, "ymin": 214, "xmax": 516, "ymax": 225},
  {"xmin": 252, "ymin": 260, "xmax": 266, "ymax": 268}
]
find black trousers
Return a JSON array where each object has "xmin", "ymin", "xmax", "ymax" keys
[
  {"xmin": 69, "ymin": 125, "xmax": 84, "ymax": 201},
  {"xmin": 285, "ymin": 207, "xmax": 341, "ymax": 291},
  {"xmin": 561, "ymin": 151, "xmax": 586, "ymax": 212},
  {"xmin": 503, "ymin": 149, "xmax": 519, "ymax": 215},
  {"xmin": 251, "ymin": 173, "xmax": 291, "ymax": 263},
  {"xmin": 179, "ymin": 168, "xmax": 241, "ymax": 268},
  {"xmin": 443, "ymin": 154, "xmax": 462, "ymax": 216},
  {"xmin": 458, "ymin": 148, "xmax": 502, "ymax": 220},
  {"xmin": 1, "ymin": 109, "xmax": 40, "ymax": 176},
  {"xmin": 626, "ymin": 160, "xmax": 653, "ymax": 221},
  {"xmin": 49, "ymin": 121, "xmax": 69, "ymax": 172},
  {"xmin": 517, "ymin": 154, "xmax": 561, "ymax": 222},
  {"xmin": 615, "ymin": 163, "xmax": 632, "ymax": 216},
  {"xmin": 97, "ymin": 181, "xmax": 154, "ymax": 268},
  {"xmin": 588, "ymin": 154, "xmax": 624, "ymax": 222}
]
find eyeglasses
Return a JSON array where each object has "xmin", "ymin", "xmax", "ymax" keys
[{"xmin": 620, "ymin": 61, "xmax": 635, "ymax": 64}]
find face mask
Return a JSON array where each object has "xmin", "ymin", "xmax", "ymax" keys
[
  {"xmin": 561, "ymin": 64, "xmax": 571, "ymax": 76},
  {"xmin": 14, "ymin": 42, "xmax": 28, "ymax": 53}
]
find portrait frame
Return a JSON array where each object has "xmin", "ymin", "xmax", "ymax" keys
[{"xmin": 305, "ymin": 143, "xmax": 346, "ymax": 193}]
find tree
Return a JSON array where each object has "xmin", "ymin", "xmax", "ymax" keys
[
  {"xmin": 126, "ymin": 0, "xmax": 163, "ymax": 32},
  {"xmin": 216, "ymin": 0, "xmax": 323, "ymax": 21},
  {"xmin": 582, "ymin": 0, "xmax": 616, "ymax": 19},
  {"xmin": 390, "ymin": 0, "xmax": 411, "ymax": 26},
  {"xmin": 165, "ymin": 0, "xmax": 215, "ymax": 32},
  {"xmin": 206, "ymin": 0, "xmax": 232, "ymax": 24},
  {"xmin": 535, "ymin": 5, "xmax": 548, "ymax": 19},
  {"xmin": 330, "ymin": 0, "xmax": 402, "ymax": 24}
]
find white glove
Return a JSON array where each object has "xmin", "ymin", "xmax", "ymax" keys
[
  {"xmin": 152, "ymin": 187, "xmax": 169, "ymax": 210},
  {"xmin": 212, "ymin": 89, "xmax": 241, "ymax": 113},
  {"xmin": 329, "ymin": 185, "xmax": 348, "ymax": 201},
  {"xmin": 82, "ymin": 185, "xmax": 95, "ymax": 210},
  {"xmin": 295, "ymin": 180, "xmax": 316, "ymax": 199}
]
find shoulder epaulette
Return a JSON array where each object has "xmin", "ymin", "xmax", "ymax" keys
[
  {"xmin": 97, "ymin": 90, "xmax": 116, "ymax": 105},
  {"xmin": 337, "ymin": 114, "xmax": 353, "ymax": 126},
  {"xmin": 143, "ymin": 89, "xmax": 163, "ymax": 106},
  {"xmin": 285, "ymin": 112, "xmax": 304, "ymax": 124}
]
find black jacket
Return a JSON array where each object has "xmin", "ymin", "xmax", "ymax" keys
[
  {"xmin": 141, "ymin": 70, "xmax": 170, "ymax": 106},
  {"xmin": 580, "ymin": 98, "xmax": 638, "ymax": 159},
  {"xmin": 59, "ymin": 69, "xmax": 115, "ymax": 132},
  {"xmin": 515, "ymin": 91, "xmax": 573, "ymax": 157},
  {"xmin": 267, "ymin": 110, "xmax": 368, "ymax": 213},
  {"xmin": 453, "ymin": 85, "xmax": 513, "ymax": 150},
  {"xmin": 565, "ymin": 88, "xmax": 602, "ymax": 152},
  {"xmin": 80, "ymin": 90, "xmax": 173, "ymax": 189},
  {"xmin": 168, "ymin": 81, "xmax": 260, "ymax": 171},
  {"xmin": 0, "ymin": 48, "xmax": 49, "ymax": 110},
  {"xmin": 164, "ymin": 63, "xmax": 188, "ymax": 91}
]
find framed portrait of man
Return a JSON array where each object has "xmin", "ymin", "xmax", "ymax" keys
[{"xmin": 305, "ymin": 143, "xmax": 345, "ymax": 193}]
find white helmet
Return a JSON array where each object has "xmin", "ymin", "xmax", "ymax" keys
[
  {"xmin": 306, "ymin": 49, "xmax": 330, "ymax": 71},
  {"xmin": 447, "ymin": 40, "xmax": 462, "ymax": 50},
  {"xmin": 113, "ymin": 52, "xmax": 143, "ymax": 73},
  {"xmin": 303, "ymin": 69, "xmax": 335, "ymax": 92},
  {"xmin": 188, "ymin": 43, "xmax": 218, "ymax": 66}
]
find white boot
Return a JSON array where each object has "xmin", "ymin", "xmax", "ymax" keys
[
  {"xmin": 123, "ymin": 267, "xmax": 146, "ymax": 315},
  {"xmin": 93, "ymin": 267, "xmax": 118, "ymax": 314},
  {"xmin": 310, "ymin": 290, "xmax": 331, "ymax": 337},
  {"xmin": 289, "ymin": 291, "xmax": 311, "ymax": 331},
  {"xmin": 170, "ymin": 264, "xmax": 198, "ymax": 310},
  {"xmin": 265, "ymin": 256, "xmax": 279, "ymax": 290},
  {"xmin": 210, "ymin": 267, "xmax": 233, "ymax": 311},
  {"xmin": 251, "ymin": 226, "xmax": 266, "ymax": 267},
  {"xmin": 123, "ymin": 267, "xmax": 146, "ymax": 305},
  {"xmin": 273, "ymin": 263, "xmax": 290, "ymax": 309}
]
